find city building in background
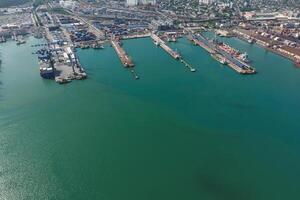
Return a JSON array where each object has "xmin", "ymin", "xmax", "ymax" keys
[
  {"xmin": 199, "ymin": 0, "xmax": 215, "ymax": 5},
  {"xmin": 126, "ymin": 0, "xmax": 156, "ymax": 6}
]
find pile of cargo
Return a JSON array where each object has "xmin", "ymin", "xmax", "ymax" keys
[{"xmin": 70, "ymin": 30, "xmax": 96, "ymax": 42}]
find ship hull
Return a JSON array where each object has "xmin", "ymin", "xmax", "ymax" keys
[{"xmin": 40, "ymin": 72, "xmax": 54, "ymax": 79}]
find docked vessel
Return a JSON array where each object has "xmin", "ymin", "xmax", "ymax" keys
[
  {"xmin": 238, "ymin": 52, "xmax": 251, "ymax": 63},
  {"xmin": 56, "ymin": 77, "xmax": 72, "ymax": 84},
  {"xmin": 295, "ymin": 61, "xmax": 300, "ymax": 68},
  {"xmin": 0, "ymin": 36, "xmax": 6, "ymax": 43},
  {"xmin": 16, "ymin": 40, "xmax": 26, "ymax": 45},
  {"xmin": 211, "ymin": 53, "xmax": 227, "ymax": 65},
  {"xmin": 94, "ymin": 44, "xmax": 104, "ymax": 49},
  {"xmin": 154, "ymin": 41, "xmax": 160, "ymax": 46},
  {"xmin": 214, "ymin": 40, "xmax": 251, "ymax": 63},
  {"xmin": 36, "ymin": 49, "xmax": 54, "ymax": 79},
  {"xmin": 248, "ymin": 38, "xmax": 255, "ymax": 44},
  {"xmin": 167, "ymin": 35, "xmax": 177, "ymax": 42},
  {"xmin": 39, "ymin": 61, "xmax": 54, "ymax": 79}
]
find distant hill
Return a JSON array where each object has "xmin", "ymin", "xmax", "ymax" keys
[{"xmin": 0, "ymin": 0, "xmax": 31, "ymax": 7}]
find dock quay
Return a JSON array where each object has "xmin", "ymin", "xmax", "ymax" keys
[
  {"xmin": 151, "ymin": 33, "xmax": 196, "ymax": 72},
  {"xmin": 151, "ymin": 33, "xmax": 181, "ymax": 59},
  {"xmin": 54, "ymin": 56, "xmax": 87, "ymax": 84},
  {"xmin": 36, "ymin": 19, "xmax": 87, "ymax": 84},
  {"xmin": 187, "ymin": 34, "xmax": 256, "ymax": 74},
  {"xmin": 122, "ymin": 33, "xmax": 150, "ymax": 40},
  {"xmin": 233, "ymin": 28, "xmax": 300, "ymax": 67},
  {"xmin": 111, "ymin": 38, "xmax": 134, "ymax": 68},
  {"xmin": 187, "ymin": 34, "xmax": 215, "ymax": 54}
]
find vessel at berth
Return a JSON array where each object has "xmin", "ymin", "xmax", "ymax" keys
[
  {"xmin": 248, "ymin": 39, "xmax": 255, "ymax": 44},
  {"xmin": 16, "ymin": 40, "xmax": 26, "ymax": 45},
  {"xmin": 295, "ymin": 60, "xmax": 300, "ymax": 68},
  {"xmin": 238, "ymin": 52, "xmax": 251, "ymax": 63},
  {"xmin": 211, "ymin": 53, "xmax": 227, "ymax": 65},
  {"xmin": 214, "ymin": 40, "xmax": 252, "ymax": 64},
  {"xmin": 39, "ymin": 61, "xmax": 54, "ymax": 79}
]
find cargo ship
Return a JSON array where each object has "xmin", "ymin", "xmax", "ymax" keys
[
  {"xmin": 214, "ymin": 40, "xmax": 251, "ymax": 63},
  {"xmin": 39, "ymin": 61, "xmax": 54, "ymax": 79},
  {"xmin": 36, "ymin": 49, "xmax": 54, "ymax": 79}
]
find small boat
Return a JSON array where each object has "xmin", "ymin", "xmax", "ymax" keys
[
  {"xmin": 0, "ymin": 36, "xmax": 6, "ymax": 43},
  {"xmin": 238, "ymin": 52, "xmax": 251, "ymax": 63},
  {"xmin": 16, "ymin": 40, "xmax": 26, "ymax": 45},
  {"xmin": 211, "ymin": 53, "xmax": 227, "ymax": 65},
  {"xmin": 56, "ymin": 78, "xmax": 72, "ymax": 84},
  {"xmin": 93, "ymin": 44, "xmax": 104, "ymax": 49},
  {"xmin": 248, "ymin": 38, "xmax": 254, "ymax": 44},
  {"xmin": 295, "ymin": 61, "xmax": 300, "ymax": 68}
]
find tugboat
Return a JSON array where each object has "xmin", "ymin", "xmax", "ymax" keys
[
  {"xmin": 16, "ymin": 36, "xmax": 26, "ymax": 45},
  {"xmin": 93, "ymin": 44, "xmax": 104, "ymax": 49},
  {"xmin": 16, "ymin": 39, "xmax": 26, "ymax": 45},
  {"xmin": 154, "ymin": 41, "xmax": 160, "ymax": 46},
  {"xmin": 211, "ymin": 53, "xmax": 227, "ymax": 65},
  {"xmin": 248, "ymin": 38, "xmax": 254, "ymax": 44},
  {"xmin": 238, "ymin": 52, "xmax": 251, "ymax": 63}
]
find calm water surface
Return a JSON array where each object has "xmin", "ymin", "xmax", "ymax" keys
[{"xmin": 0, "ymin": 36, "xmax": 300, "ymax": 199}]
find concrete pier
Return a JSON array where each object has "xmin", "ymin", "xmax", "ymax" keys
[
  {"xmin": 151, "ymin": 33, "xmax": 196, "ymax": 72},
  {"xmin": 122, "ymin": 33, "xmax": 150, "ymax": 40},
  {"xmin": 187, "ymin": 35, "xmax": 215, "ymax": 54},
  {"xmin": 151, "ymin": 33, "xmax": 181, "ymax": 59},
  {"xmin": 111, "ymin": 39, "xmax": 134, "ymax": 68},
  {"xmin": 180, "ymin": 59, "xmax": 196, "ymax": 72}
]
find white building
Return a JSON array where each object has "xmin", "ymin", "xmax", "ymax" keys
[
  {"xmin": 199, "ymin": 0, "xmax": 215, "ymax": 5},
  {"xmin": 139, "ymin": 0, "xmax": 156, "ymax": 5},
  {"xmin": 59, "ymin": 0, "xmax": 77, "ymax": 10},
  {"xmin": 126, "ymin": 0, "xmax": 156, "ymax": 6},
  {"xmin": 126, "ymin": 0, "xmax": 138, "ymax": 6}
]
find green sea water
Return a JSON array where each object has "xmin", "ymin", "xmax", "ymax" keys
[{"xmin": 0, "ymin": 36, "xmax": 300, "ymax": 200}]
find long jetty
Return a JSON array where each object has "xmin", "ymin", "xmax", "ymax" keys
[
  {"xmin": 111, "ymin": 39, "xmax": 134, "ymax": 68},
  {"xmin": 187, "ymin": 35, "xmax": 215, "ymax": 54},
  {"xmin": 151, "ymin": 33, "xmax": 196, "ymax": 72},
  {"xmin": 151, "ymin": 33, "xmax": 181, "ymax": 59},
  {"xmin": 187, "ymin": 34, "xmax": 256, "ymax": 74}
]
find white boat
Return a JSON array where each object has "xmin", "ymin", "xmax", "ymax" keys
[
  {"xmin": 248, "ymin": 39, "xmax": 254, "ymax": 44},
  {"xmin": 16, "ymin": 40, "xmax": 26, "ymax": 45}
]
